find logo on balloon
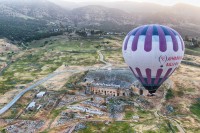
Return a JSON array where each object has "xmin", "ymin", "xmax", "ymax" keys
[{"xmin": 159, "ymin": 55, "xmax": 167, "ymax": 67}]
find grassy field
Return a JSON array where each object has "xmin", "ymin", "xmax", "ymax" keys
[
  {"xmin": 190, "ymin": 99, "xmax": 200, "ymax": 119},
  {"xmin": 185, "ymin": 48, "xmax": 200, "ymax": 56},
  {"xmin": 78, "ymin": 119, "xmax": 178, "ymax": 133},
  {"xmin": 0, "ymin": 35, "xmax": 124, "ymax": 94},
  {"xmin": 0, "ymin": 36, "xmax": 104, "ymax": 94},
  {"xmin": 101, "ymin": 49, "xmax": 124, "ymax": 65},
  {"xmin": 187, "ymin": 47, "xmax": 200, "ymax": 52},
  {"xmin": 78, "ymin": 121, "xmax": 135, "ymax": 133},
  {"xmin": 124, "ymin": 110, "xmax": 135, "ymax": 120}
]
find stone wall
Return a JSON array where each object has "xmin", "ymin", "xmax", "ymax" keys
[{"xmin": 90, "ymin": 86, "xmax": 131, "ymax": 97}]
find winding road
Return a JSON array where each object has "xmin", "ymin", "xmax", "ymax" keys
[
  {"xmin": 0, "ymin": 50, "xmax": 111, "ymax": 116},
  {"xmin": 0, "ymin": 70, "xmax": 76, "ymax": 115},
  {"xmin": 97, "ymin": 50, "xmax": 112, "ymax": 69}
]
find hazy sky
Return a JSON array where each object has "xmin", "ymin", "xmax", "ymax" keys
[{"xmin": 61, "ymin": 0, "xmax": 200, "ymax": 6}]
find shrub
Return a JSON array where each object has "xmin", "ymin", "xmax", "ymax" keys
[
  {"xmin": 165, "ymin": 89, "xmax": 174, "ymax": 100},
  {"xmin": 190, "ymin": 99, "xmax": 200, "ymax": 118}
]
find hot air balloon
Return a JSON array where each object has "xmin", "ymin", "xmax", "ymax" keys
[{"xmin": 122, "ymin": 24, "xmax": 185, "ymax": 95}]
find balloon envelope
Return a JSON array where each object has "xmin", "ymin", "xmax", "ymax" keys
[{"xmin": 122, "ymin": 24, "xmax": 185, "ymax": 94}]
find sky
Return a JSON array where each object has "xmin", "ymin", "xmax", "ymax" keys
[{"xmin": 61, "ymin": 0, "xmax": 200, "ymax": 7}]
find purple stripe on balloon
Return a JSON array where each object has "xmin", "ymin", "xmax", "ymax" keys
[
  {"xmin": 166, "ymin": 28, "xmax": 178, "ymax": 51},
  {"xmin": 132, "ymin": 26, "xmax": 146, "ymax": 51},
  {"xmin": 154, "ymin": 69, "xmax": 163, "ymax": 84},
  {"xmin": 144, "ymin": 26, "xmax": 153, "ymax": 52},
  {"xmin": 123, "ymin": 35, "xmax": 131, "ymax": 50},
  {"xmin": 129, "ymin": 66, "xmax": 143, "ymax": 83},
  {"xmin": 159, "ymin": 68, "xmax": 172, "ymax": 84},
  {"xmin": 156, "ymin": 25, "xmax": 167, "ymax": 52},
  {"xmin": 124, "ymin": 28, "xmax": 139, "ymax": 50},
  {"xmin": 145, "ymin": 68, "xmax": 151, "ymax": 84},
  {"xmin": 170, "ymin": 28, "xmax": 184, "ymax": 51},
  {"xmin": 129, "ymin": 66, "xmax": 137, "ymax": 77},
  {"xmin": 135, "ymin": 67, "xmax": 146, "ymax": 84}
]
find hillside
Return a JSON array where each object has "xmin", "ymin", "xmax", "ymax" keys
[
  {"xmin": 0, "ymin": 0, "xmax": 69, "ymax": 20},
  {"xmin": 0, "ymin": 0, "xmax": 200, "ymax": 42},
  {"xmin": 51, "ymin": 1, "xmax": 200, "ymax": 36},
  {"xmin": 0, "ymin": 0, "xmax": 71, "ymax": 42},
  {"xmin": 70, "ymin": 5, "xmax": 136, "ymax": 32}
]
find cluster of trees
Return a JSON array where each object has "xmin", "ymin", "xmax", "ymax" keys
[
  {"xmin": 0, "ymin": 16, "xmax": 127, "ymax": 43},
  {"xmin": 75, "ymin": 30, "xmax": 87, "ymax": 37},
  {"xmin": 0, "ymin": 16, "xmax": 64, "ymax": 42},
  {"xmin": 85, "ymin": 21, "xmax": 134, "ymax": 33},
  {"xmin": 75, "ymin": 29, "xmax": 105, "ymax": 37},
  {"xmin": 185, "ymin": 35, "xmax": 200, "ymax": 48},
  {"xmin": 90, "ymin": 30, "xmax": 104, "ymax": 35}
]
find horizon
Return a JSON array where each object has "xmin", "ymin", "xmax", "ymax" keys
[{"xmin": 53, "ymin": 0, "xmax": 200, "ymax": 7}]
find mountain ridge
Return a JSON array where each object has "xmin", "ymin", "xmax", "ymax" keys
[{"xmin": 0, "ymin": 0, "xmax": 200, "ymax": 38}]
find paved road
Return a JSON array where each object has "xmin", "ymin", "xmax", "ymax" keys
[
  {"xmin": 0, "ymin": 70, "xmax": 76, "ymax": 115},
  {"xmin": 0, "ymin": 50, "xmax": 110, "ymax": 116}
]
